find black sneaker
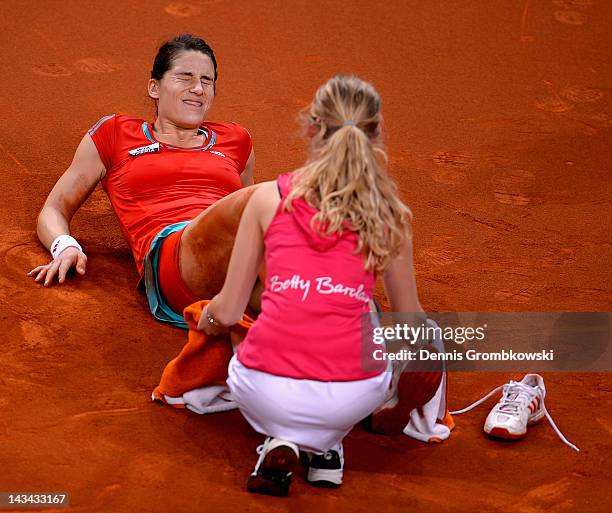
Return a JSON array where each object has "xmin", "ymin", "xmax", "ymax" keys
[
  {"xmin": 307, "ymin": 445, "xmax": 344, "ymax": 488},
  {"xmin": 246, "ymin": 437, "xmax": 299, "ymax": 497}
]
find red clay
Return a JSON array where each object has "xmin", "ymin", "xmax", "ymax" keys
[{"xmin": 0, "ymin": 1, "xmax": 610, "ymax": 512}]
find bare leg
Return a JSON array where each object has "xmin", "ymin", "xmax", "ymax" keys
[{"xmin": 179, "ymin": 184, "xmax": 264, "ymax": 316}]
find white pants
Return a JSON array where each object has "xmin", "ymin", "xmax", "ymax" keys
[{"xmin": 227, "ymin": 355, "xmax": 391, "ymax": 453}]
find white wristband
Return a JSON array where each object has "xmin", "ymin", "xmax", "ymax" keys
[{"xmin": 50, "ymin": 235, "xmax": 83, "ymax": 260}]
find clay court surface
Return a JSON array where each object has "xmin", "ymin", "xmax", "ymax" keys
[{"xmin": 0, "ymin": 0, "xmax": 610, "ymax": 511}]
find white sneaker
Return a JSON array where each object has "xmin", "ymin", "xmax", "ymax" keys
[
  {"xmin": 451, "ymin": 374, "xmax": 579, "ymax": 451},
  {"xmin": 484, "ymin": 374, "xmax": 546, "ymax": 439},
  {"xmin": 247, "ymin": 437, "xmax": 299, "ymax": 497},
  {"xmin": 307, "ymin": 444, "xmax": 344, "ymax": 488}
]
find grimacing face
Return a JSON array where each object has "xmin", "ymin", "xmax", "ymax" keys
[{"xmin": 148, "ymin": 50, "xmax": 215, "ymax": 128}]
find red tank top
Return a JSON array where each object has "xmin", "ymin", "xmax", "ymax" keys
[
  {"xmin": 89, "ymin": 115, "xmax": 252, "ymax": 275},
  {"xmin": 237, "ymin": 173, "xmax": 385, "ymax": 381}
]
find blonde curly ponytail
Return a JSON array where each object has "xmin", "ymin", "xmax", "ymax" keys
[{"xmin": 284, "ymin": 75, "xmax": 412, "ymax": 274}]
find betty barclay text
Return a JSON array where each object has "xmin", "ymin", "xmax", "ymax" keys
[{"xmin": 269, "ymin": 274, "xmax": 371, "ymax": 303}]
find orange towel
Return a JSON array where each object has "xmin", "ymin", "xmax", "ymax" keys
[{"xmin": 152, "ymin": 300, "xmax": 255, "ymax": 401}]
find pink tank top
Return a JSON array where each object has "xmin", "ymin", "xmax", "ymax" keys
[{"xmin": 236, "ymin": 172, "xmax": 385, "ymax": 381}]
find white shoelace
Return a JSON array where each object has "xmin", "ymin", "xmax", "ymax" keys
[
  {"xmin": 253, "ymin": 439, "xmax": 297, "ymax": 476},
  {"xmin": 251, "ymin": 442, "xmax": 268, "ymax": 475},
  {"xmin": 451, "ymin": 382, "xmax": 580, "ymax": 452}
]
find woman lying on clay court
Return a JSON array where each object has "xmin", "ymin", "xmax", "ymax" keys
[
  {"xmin": 198, "ymin": 75, "xmax": 442, "ymax": 496},
  {"xmin": 28, "ymin": 33, "xmax": 263, "ymax": 328}
]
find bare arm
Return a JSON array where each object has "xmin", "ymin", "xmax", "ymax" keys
[
  {"xmin": 28, "ymin": 133, "xmax": 106, "ymax": 285},
  {"xmin": 199, "ymin": 181, "xmax": 277, "ymax": 331},
  {"xmin": 240, "ymin": 148, "xmax": 255, "ymax": 187},
  {"xmin": 383, "ymin": 236, "xmax": 425, "ymax": 314}
]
